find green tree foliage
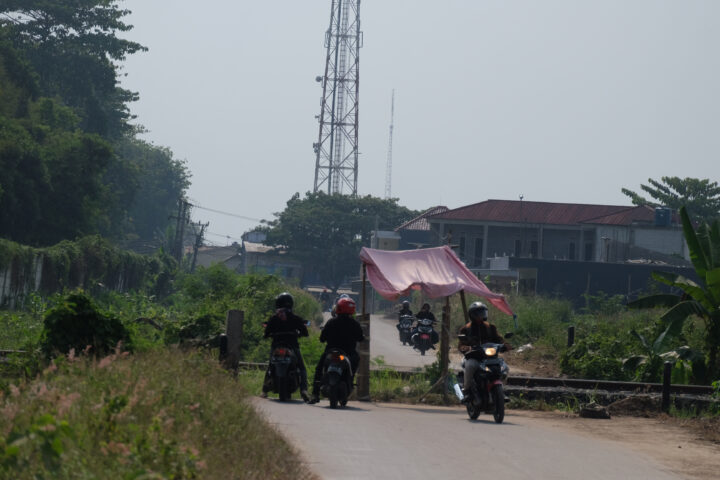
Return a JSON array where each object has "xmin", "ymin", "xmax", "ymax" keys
[
  {"xmin": 622, "ymin": 176, "xmax": 720, "ymax": 223},
  {"xmin": 113, "ymin": 138, "xmax": 191, "ymax": 241},
  {"xmin": 0, "ymin": 0, "xmax": 147, "ymax": 137},
  {"xmin": 40, "ymin": 292, "xmax": 131, "ymax": 357},
  {"xmin": 0, "ymin": 16, "xmax": 189, "ymax": 245},
  {"xmin": 263, "ymin": 192, "xmax": 418, "ymax": 289},
  {"xmin": 628, "ymin": 206, "xmax": 720, "ymax": 382}
]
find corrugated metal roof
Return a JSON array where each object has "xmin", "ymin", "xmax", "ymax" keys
[
  {"xmin": 395, "ymin": 206, "xmax": 449, "ymax": 231},
  {"xmin": 430, "ymin": 199, "xmax": 661, "ymax": 226}
]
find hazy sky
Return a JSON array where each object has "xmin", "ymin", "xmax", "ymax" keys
[{"xmin": 119, "ymin": 1, "xmax": 720, "ymax": 245}]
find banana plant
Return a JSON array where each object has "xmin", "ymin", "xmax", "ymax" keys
[
  {"xmin": 623, "ymin": 316, "xmax": 704, "ymax": 383},
  {"xmin": 627, "ymin": 206, "xmax": 720, "ymax": 382}
]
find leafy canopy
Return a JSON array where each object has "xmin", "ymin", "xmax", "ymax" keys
[
  {"xmin": 622, "ymin": 176, "xmax": 720, "ymax": 223},
  {"xmin": 263, "ymin": 192, "xmax": 418, "ymax": 289}
]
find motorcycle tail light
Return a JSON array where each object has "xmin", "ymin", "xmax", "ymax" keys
[
  {"xmin": 330, "ymin": 353, "xmax": 345, "ymax": 362},
  {"xmin": 274, "ymin": 348, "xmax": 288, "ymax": 356}
]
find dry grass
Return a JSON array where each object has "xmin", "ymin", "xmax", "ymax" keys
[{"xmin": 0, "ymin": 349, "xmax": 317, "ymax": 479}]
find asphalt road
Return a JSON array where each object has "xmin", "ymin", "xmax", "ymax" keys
[
  {"xmin": 252, "ymin": 399, "xmax": 681, "ymax": 480},
  {"xmin": 368, "ymin": 314, "xmax": 439, "ymax": 370}
]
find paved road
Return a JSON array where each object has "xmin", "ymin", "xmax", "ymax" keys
[
  {"xmin": 368, "ymin": 314, "xmax": 438, "ymax": 370},
  {"xmin": 252, "ymin": 399, "xmax": 681, "ymax": 480}
]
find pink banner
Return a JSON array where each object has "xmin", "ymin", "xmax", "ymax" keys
[{"xmin": 359, "ymin": 246, "xmax": 513, "ymax": 315}]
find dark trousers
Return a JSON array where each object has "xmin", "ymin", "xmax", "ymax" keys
[
  {"xmin": 312, "ymin": 348, "xmax": 359, "ymax": 395},
  {"xmin": 264, "ymin": 345, "xmax": 308, "ymax": 392}
]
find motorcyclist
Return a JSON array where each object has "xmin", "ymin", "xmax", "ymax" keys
[
  {"xmin": 263, "ymin": 292, "xmax": 311, "ymax": 402},
  {"xmin": 397, "ymin": 300, "xmax": 413, "ymax": 333},
  {"xmin": 309, "ymin": 296, "xmax": 365, "ymax": 404},
  {"xmin": 414, "ymin": 302, "xmax": 439, "ymax": 345},
  {"xmin": 458, "ymin": 301, "xmax": 510, "ymax": 401}
]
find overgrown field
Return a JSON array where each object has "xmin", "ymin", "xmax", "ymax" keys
[
  {"xmin": 0, "ymin": 350, "xmax": 316, "ymax": 479},
  {"xmin": 400, "ymin": 291, "xmax": 714, "ymax": 385}
]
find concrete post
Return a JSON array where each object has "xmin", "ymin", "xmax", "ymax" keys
[
  {"xmin": 356, "ymin": 312, "xmax": 371, "ymax": 401},
  {"xmin": 224, "ymin": 310, "xmax": 243, "ymax": 370},
  {"xmin": 441, "ymin": 297, "xmax": 451, "ymax": 403}
]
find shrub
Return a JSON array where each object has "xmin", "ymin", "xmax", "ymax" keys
[{"xmin": 39, "ymin": 292, "xmax": 131, "ymax": 357}]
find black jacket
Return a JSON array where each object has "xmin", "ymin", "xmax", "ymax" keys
[
  {"xmin": 416, "ymin": 311, "xmax": 436, "ymax": 322},
  {"xmin": 320, "ymin": 314, "xmax": 364, "ymax": 354},
  {"xmin": 264, "ymin": 310, "xmax": 309, "ymax": 348},
  {"xmin": 458, "ymin": 321, "xmax": 504, "ymax": 350}
]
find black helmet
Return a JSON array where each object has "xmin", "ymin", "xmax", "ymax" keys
[
  {"xmin": 275, "ymin": 292, "xmax": 294, "ymax": 310},
  {"xmin": 402, "ymin": 300, "xmax": 410, "ymax": 308},
  {"xmin": 468, "ymin": 301, "xmax": 488, "ymax": 320}
]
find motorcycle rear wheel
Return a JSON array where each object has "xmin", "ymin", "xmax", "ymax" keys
[
  {"xmin": 466, "ymin": 400, "xmax": 481, "ymax": 420},
  {"xmin": 277, "ymin": 378, "xmax": 290, "ymax": 402},
  {"xmin": 492, "ymin": 385, "xmax": 505, "ymax": 423},
  {"xmin": 329, "ymin": 385, "xmax": 339, "ymax": 409}
]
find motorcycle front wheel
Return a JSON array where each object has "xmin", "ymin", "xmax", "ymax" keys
[
  {"xmin": 277, "ymin": 377, "xmax": 290, "ymax": 402},
  {"xmin": 492, "ymin": 385, "xmax": 505, "ymax": 423}
]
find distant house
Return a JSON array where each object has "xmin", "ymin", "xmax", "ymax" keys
[
  {"xmin": 240, "ymin": 241, "xmax": 302, "ymax": 279},
  {"xmin": 194, "ymin": 244, "xmax": 243, "ymax": 271},
  {"xmin": 394, "ymin": 206, "xmax": 449, "ymax": 249},
  {"xmin": 419, "ymin": 199, "xmax": 694, "ymax": 302},
  {"xmin": 426, "ymin": 200, "xmax": 688, "ymax": 267}
]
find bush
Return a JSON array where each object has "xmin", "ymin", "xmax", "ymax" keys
[
  {"xmin": 560, "ymin": 333, "xmax": 629, "ymax": 380},
  {"xmin": 40, "ymin": 292, "xmax": 131, "ymax": 357}
]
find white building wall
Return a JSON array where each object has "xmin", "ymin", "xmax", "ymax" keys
[{"xmin": 633, "ymin": 227, "xmax": 688, "ymax": 260}]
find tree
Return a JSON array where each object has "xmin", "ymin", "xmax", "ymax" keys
[
  {"xmin": 263, "ymin": 192, "xmax": 418, "ymax": 289},
  {"xmin": 0, "ymin": 0, "xmax": 147, "ymax": 137},
  {"xmin": 622, "ymin": 177, "xmax": 720, "ymax": 223},
  {"xmin": 627, "ymin": 206, "xmax": 720, "ymax": 383}
]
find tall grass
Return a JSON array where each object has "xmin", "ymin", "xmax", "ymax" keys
[{"xmin": 0, "ymin": 350, "xmax": 316, "ymax": 479}]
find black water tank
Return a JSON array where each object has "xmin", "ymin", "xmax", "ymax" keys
[{"xmin": 654, "ymin": 207, "xmax": 671, "ymax": 226}]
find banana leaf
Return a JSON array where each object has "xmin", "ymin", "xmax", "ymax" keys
[{"xmin": 626, "ymin": 294, "xmax": 680, "ymax": 310}]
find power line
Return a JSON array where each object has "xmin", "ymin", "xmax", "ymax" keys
[{"xmin": 188, "ymin": 203, "xmax": 263, "ymax": 223}]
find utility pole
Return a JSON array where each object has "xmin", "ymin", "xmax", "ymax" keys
[
  {"xmin": 171, "ymin": 200, "xmax": 191, "ymax": 264},
  {"xmin": 384, "ymin": 89, "xmax": 395, "ymax": 199},
  {"xmin": 313, "ymin": 0, "xmax": 362, "ymax": 195},
  {"xmin": 190, "ymin": 221, "xmax": 209, "ymax": 272}
]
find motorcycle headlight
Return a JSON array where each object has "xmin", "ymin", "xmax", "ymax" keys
[{"xmin": 484, "ymin": 347, "xmax": 497, "ymax": 356}]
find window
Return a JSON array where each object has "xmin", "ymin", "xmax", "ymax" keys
[
  {"xmin": 458, "ymin": 235, "xmax": 466, "ymax": 260},
  {"xmin": 530, "ymin": 240, "xmax": 538, "ymax": 258},
  {"xmin": 514, "ymin": 239, "xmax": 521, "ymax": 257},
  {"xmin": 584, "ymin": 242, "xmax": 594, "ymax": 261},
  {"xmin": 568, "ymin": 242, "xmax": 576, "ymax": 260},
  {"xmin": 474, "ymin": 238, "xmax": 484, "ymax": 267}
]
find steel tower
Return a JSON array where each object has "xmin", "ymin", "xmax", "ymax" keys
[
  {"xmin": 384, "ymin": 90, "xmax": 395, "ymax": 199},
  {"xmin": 313, "ymin": 0, "xmax": 362, "ymax": 195}
]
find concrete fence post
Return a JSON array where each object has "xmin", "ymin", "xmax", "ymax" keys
[
  {"xmin": 662, "ymin": 361, "xmax": 672, "ymax": 412},
  {"xmin": 224, "ymin": 310, "xmax": 244, "ymax": 370},
  {"xmin": 356, "ymin": 313, "xmax": 371, "ymax": 401},
  {"xmin": 567, "ymin": 326, "xmax": 575, "ymax": 347}
]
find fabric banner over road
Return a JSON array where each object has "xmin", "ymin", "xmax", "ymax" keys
[{"xmin": 359, "ymin": 246, "xmax": 514, "ymax": 315}]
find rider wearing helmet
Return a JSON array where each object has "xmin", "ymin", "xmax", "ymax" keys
[
  {"xmin": 458, "ymin": 302, "xmax": 510, "ymax": 400},
  {"xmin": 263, "ymin": 292, "xmax": 311, "ymax": 401},
  {"xmin": 309, "ymin": 296, "xmax": 365, "ymax": 404},
  {"xmin": 397, "ymin": 300, "xmax": 413, "ymax": 333},
  {"xmin": 414, "ymin": 302, "xmax": 439, "ymax": 345}
]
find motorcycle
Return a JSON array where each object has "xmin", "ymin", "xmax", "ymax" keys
[
  {"xmin": 397, "ymin": 315, "xmax": 414, "ymax": 345},
  {"xmin": 263, "ymin": 330, "xmax": 302, "ymax": 402},
  {"xmin": 319, "ymin": 348, "xmax": 354, "ymax": 409},
  {"xmin": 453, "ymin": 333, "xmax": 513, "ymax": 423},
  {"xmin": 411, "ymin": 317, "xmax": 437, "ymax": 355}
]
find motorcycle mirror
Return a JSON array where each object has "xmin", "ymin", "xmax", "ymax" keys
[{"xmin": 504, "ymin": 332, "xmax": 514, "ymax": 339}]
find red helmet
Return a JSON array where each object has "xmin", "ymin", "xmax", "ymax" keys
[{"xmin": 336, "ymin": 297, "xmax": 356, "ymax": 315}]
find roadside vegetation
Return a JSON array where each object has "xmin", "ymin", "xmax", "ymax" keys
[{"xmin": 0, "ymin": 350, "xmax": 316, "ymax": 480}]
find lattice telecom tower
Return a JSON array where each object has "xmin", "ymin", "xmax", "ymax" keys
[{"xmin": 313, "ymin": 0, "xmax": 362, "ymax": 195}]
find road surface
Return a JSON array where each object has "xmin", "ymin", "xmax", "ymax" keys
[
  {"xmin": 253, "ymin": 399, "xmax": 689, "ymax": 480},
  {"xmin": 368, "ymin": 314, "xmax": 438, "ymax": 370}
]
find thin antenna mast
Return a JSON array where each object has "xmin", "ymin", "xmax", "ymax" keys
[{"xmin": 384, "ymin": 90, "xmax": 395, "ymax": 199}]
